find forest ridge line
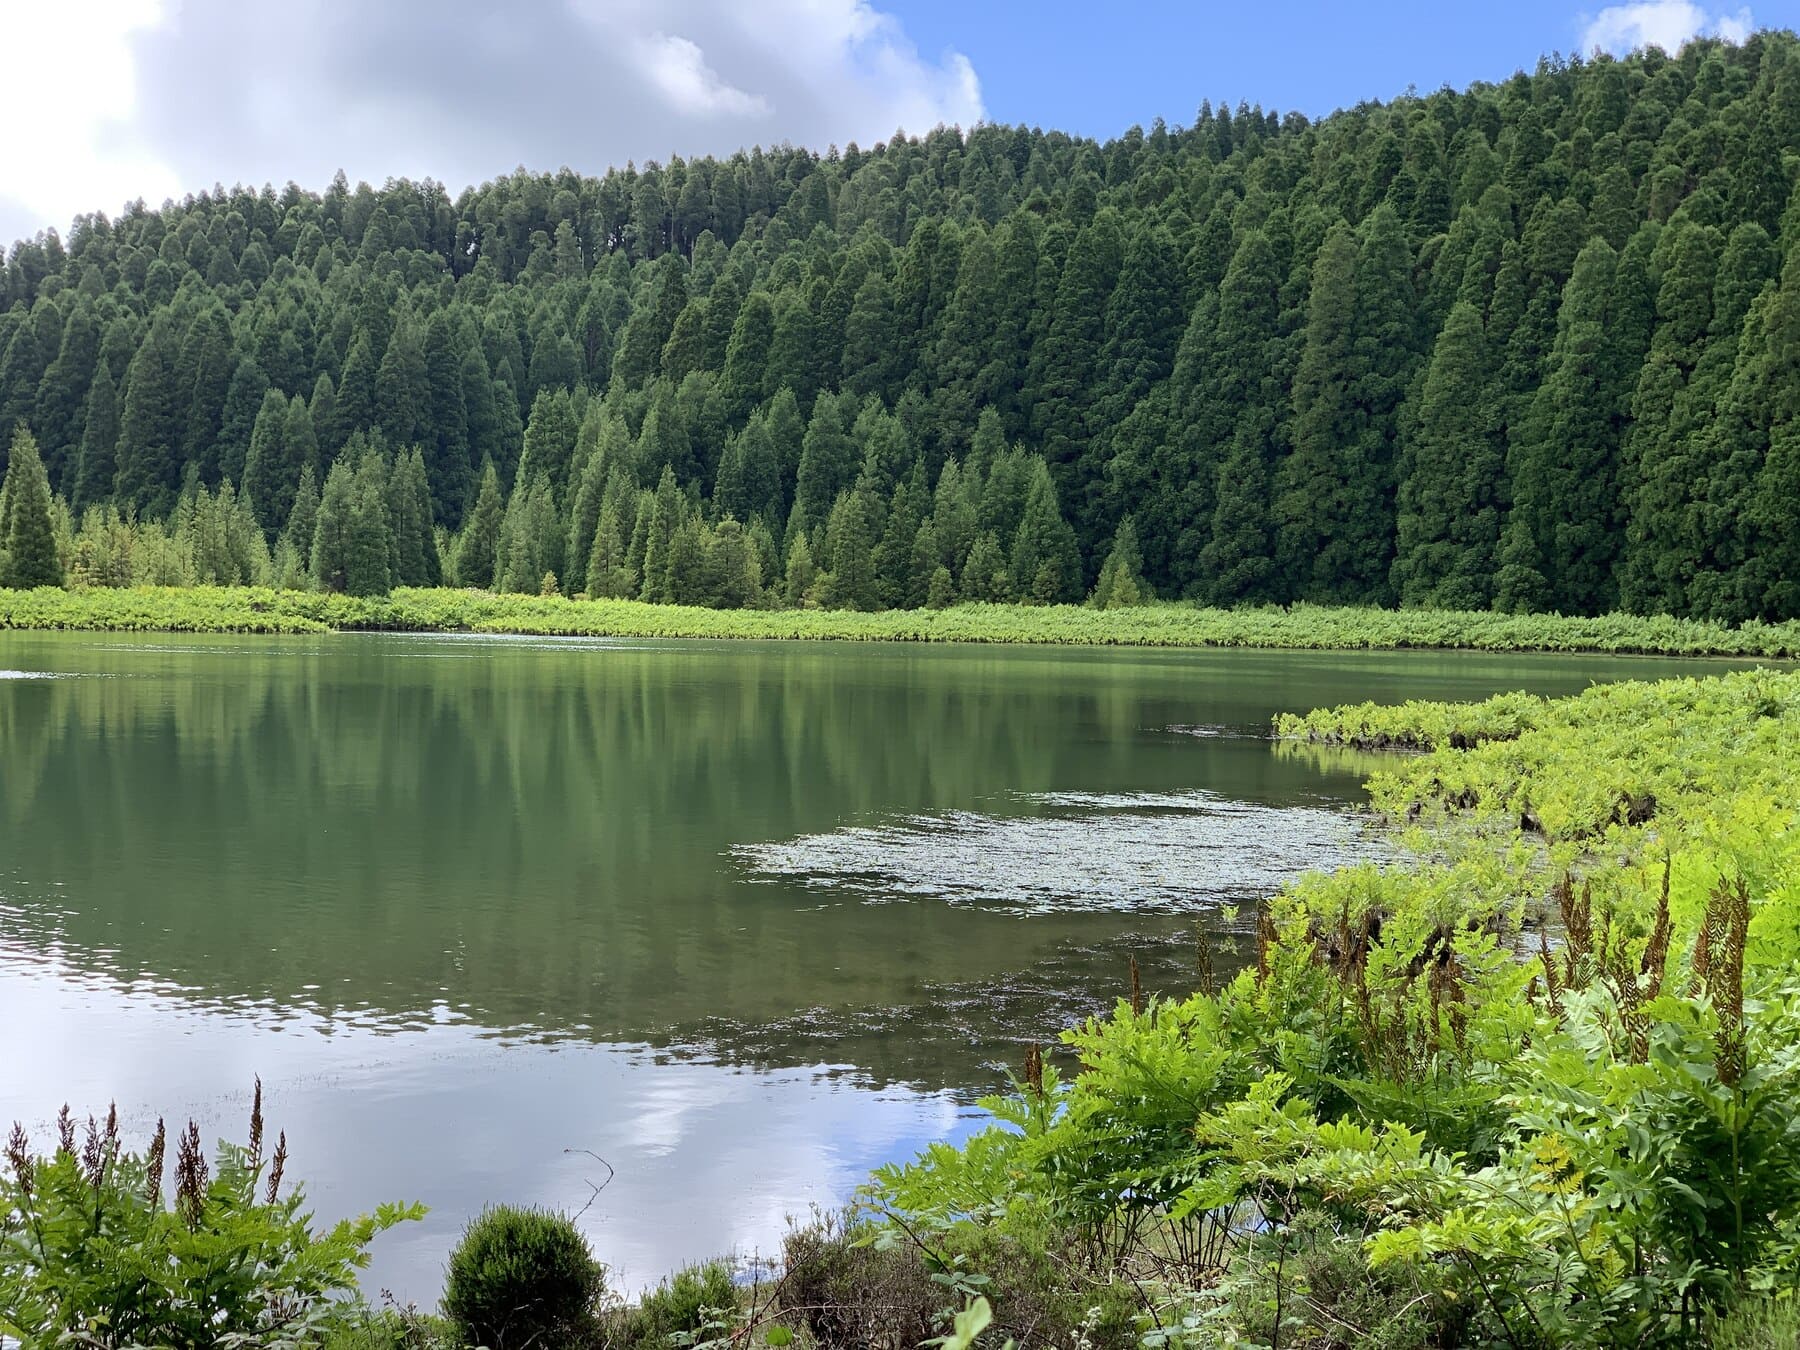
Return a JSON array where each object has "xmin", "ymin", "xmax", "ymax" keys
[{"xmin": 2, "ymin": 33, "xmax": 1800, "ymax": 619}]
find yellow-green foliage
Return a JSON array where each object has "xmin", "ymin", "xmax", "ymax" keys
[
  {"xmin": 8, "ymin": 585, "xmax": 1800, "ymax": 654},
  {"xmin": 870, "ymin": 668, "xmax": 1800, "ymax": 1347}
]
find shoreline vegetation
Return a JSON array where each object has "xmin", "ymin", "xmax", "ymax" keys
[{"xmin": 5, "ymin": 584, "xmax": 1800, "ymax": 657}]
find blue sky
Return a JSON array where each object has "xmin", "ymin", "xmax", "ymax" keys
[
  {"xmin": 2, "ymin": 0, "xmax": 1799, "ymax": 244},
  {"xmin": 891, "ymin": 0, "xmax": 1798, "ymax": 134}
]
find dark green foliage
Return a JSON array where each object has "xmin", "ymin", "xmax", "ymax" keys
[
  {"xmin": 442, "ymin": 1205, "xmax": 604, "ymax": 1350},
  {"xmin": 113, "ymin": 315, "xmax": 184, "ymax": 517},
  {"xmin": 1393, "ymin": 300, "xmax": 1503, "ymax": 607},
  {"xmin": 1009, "ymin": 460, "xmax": 1082, "ymax": 603},
  {"xmin": 312, "ymin": 449, "xmax": 395, "ymax": 597},
  {"xmin": 73, "ymin": 363, "xmax": 119, "ymax": 513},
  {"xmin": 285, "ymin": 462, "xmax": 320, "ymax": 571},
  {"xmin": 455, "ymin": 459, "xmax": 505, "ymax": 589},
  {"xmin": 1, "ymin": 428, "xmax": 63, "ymax": 588},
  {"xmin": 623, "ymin": 1259, "xmax": 736, "ymax": 1349},
  {"xmin": 6, "ymin": 35, "xmax": 1800, "ymax": 616},
  {"xmin": 1090, "ymin": 515, "xmax": 1149, "ymax": 608}
]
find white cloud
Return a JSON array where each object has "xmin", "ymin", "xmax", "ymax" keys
[
  {"xmin": 634, "ymin": 33, "xmax": 772, "ymax": 118},
  {"xmin": 0, "ymin": 0, "xmax": 984, "ymax": 247},
  {"xmin": 1580, "ymin": 1, "xmax": 1755, "ymax": 55},
  {"xmin": 0, "ymin": 0, "xmax": 183, "ymax": 240}
]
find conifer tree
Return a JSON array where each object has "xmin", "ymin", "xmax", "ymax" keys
[
  {"xmin": 375, "ymin": 318, "xmax": 429, "ymax": 449},
  {"xmin": 422, "ymin": 310, "xmax": 471, "ymax": 523},
  {"xmin": 345, "ymin": 453, "xmax": 395, "ymax": 597},
  {"xmin": 0, "ymin": 428, "xmax": 62, "ymax": 589},
  {"xmin": 214, "ymin": 358, "xmax": 269, "ymax": 489},
  {"xmin": 822, "ymin": 488, "xmax": 879, "ymax": 610},
  {"xmin": 782, "ymin": 529, "xmax": 817, "ymax": 609},
  {"xmin": 1391, "ymin": 301, "xmax": 1502, "ymax": 607},
  {"xmin": 1504, "ymin": 237, "xmax": 1637, "ymax": 614},
  {"xmin": 243, "ymin": 389, "xmax": 294, "ymax": 537},
  {"xmin": 638, "ymin": 467, "xmax": 682, "ymax": 603},
  {"xmin": 311, "ymin": 459, "xmax": 358, "ymax": 593},
  {"xmin": 1090, "ymin": 516, "xmax": 1149, "ymax": 608},
  {"xmin": 960, "ymin": 530, "xmax": 1011, "ymax": 603},
  {"xmin": 114, "ymin": 315, "xmax": 184, "ymax": 517},
  {"xmin": 455, "ymin": 459, "xmax": 505, "ymax": 589},
  {"xmin": 584, "ymin": 498, "xmax": 633, "ymax": 598},
  {"xmin": 284, "ymin": 462, "xmax": 320, "ymax": 572},
  {"xmin": 73, "ymin": 364, "xmax": 119, "ymax": 513},
  {"xmin": 1009, "ymin": 461, "xmax": 1082, "ymax": 603}
]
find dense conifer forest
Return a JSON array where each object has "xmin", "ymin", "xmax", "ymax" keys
[{"xmin": 4, "ymin": 32, "xmax": 1800, "ymax": 617}]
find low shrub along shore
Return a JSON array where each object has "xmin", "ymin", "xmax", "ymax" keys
[{"xmin": 5, "ymin": 584, "xmax": 1800, "ymax": 656}]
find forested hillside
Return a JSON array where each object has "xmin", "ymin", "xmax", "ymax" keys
[{"xmin": 4, "ymin": 32, "xmax": 1800, "ymax": 617}]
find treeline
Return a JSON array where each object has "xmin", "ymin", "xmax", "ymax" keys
[{"xmin": 3, "ymin": 32, "xmax": 1800, "ymax": 617}]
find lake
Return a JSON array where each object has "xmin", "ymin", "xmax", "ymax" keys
[{"xmin": 0, "ymin": 633, "xmax": 1750, "ymax": 1299}]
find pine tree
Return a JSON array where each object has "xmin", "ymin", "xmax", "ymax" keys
[
  {"xmin": 638, "ymin": 467, "xmax": 683, "ymax": 603},
  {"xmin": 1504, "ymin": 237, "xmax": 1638, "ymax": 614},
  {"xmin": 584, "ymin": 497, "xmax": 633, "ymax": 598},
  {"xmin": 1619, "ymin": 219, "xmax": 1719, "ymax": 614},
  {"xmin": 1273, "ymin": 221, "xmax": 1361, "ymax": 597},
  {"xmin": 1391, "ymin": 301, "xmax": 1503, "ymax": 608},
  {"xmin": 35, "ymin": 303, "xmax": 102, "ymax": 485},
  {"xmin": 792, "ymin": 394, "xmax": 858, "ymax": 540},
  {"xmin": 375, "ymin": 318, "xmax": 429, "ymax": 449},
  {"xmin": 73, "ymin": 363, "xmax": 119, "ymax": 513},
  {"xmin": 1009, "ymin": 461, "xmax": 1081, "ymax": 603},
  {"xmin": 0, "ymin": 428, "xmax": 63, "ymax": 588},
  {"xmin": 1031, "ymin": 210, "xmax": 1123, "ymax": 550},
  {"xmin": 243, "ymin": 390, "xmax": 294, "ymax": 537},
  {"xmin": 214, "ymin": 358, "xmax": 269, "ymax": 489},
  {"xmin": 455, "ymin": 459, "xmax": 505, "ymax": 589},
  {"xmin": 720, "ymin": 291, "xmax": 776, "ymax": 420},
  {"xmin": 311, "ymin": 459, "xmax": 359, "ymax": 593},
  {"xmin": 781, "ymin": 528, "xmax": 817, "ymax": 609},
  {"xmin": 960, "ymin": 530, "xmax": 1012, "ymax": 603},
  {"xmin": 497, "ymin": 472, "xmax": 562, "ymax": 594},
  {"xmin": 177, "ymin": 304, "xmax": 233, "ymax": 482},
  {"xmin": 422, "ymin": 310, "xmax": 471, "ymax": 524},
  {"xmin": 345, "ymin": 453, "xmax": 395, "ymax": 597},
  {"xmin": 822, "ymin": 488, "xmax": 879, "ymax": 610},
  {"xmin": 1090, "ymin": 516, "xmax": 1149, "ymax": 608},
  {"xmin": 113, "ymin": 315, "xmax": 185, "ymax": 517},
  {"xmin": 517, "ymin": 389, "xmax": 580, "ymax": 501},
  {"xmin": 284, "ymin": 461, "xmax": 320, "ymax": 572}
]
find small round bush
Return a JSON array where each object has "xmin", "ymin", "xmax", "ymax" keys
[
  {"xmin": 442, "ymin": 1205, "xmax": 605, "ymax": 1350},
  {"xmin": 631, "ymin": 1260, "xmax": 738, "ymax": 1346}
]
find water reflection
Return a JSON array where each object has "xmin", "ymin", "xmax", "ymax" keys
[
  {"xmin": 0, "ymin": 947, "xmax": 971, "ymax": 1299},
  {"xmin": 0, "ymin": 632, "xmax": 1754, "ymax": 1298}
]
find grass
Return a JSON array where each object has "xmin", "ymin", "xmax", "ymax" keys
[{"xmin": 5, "ymin": 584, "xmax": 1800, "ymax": 655}]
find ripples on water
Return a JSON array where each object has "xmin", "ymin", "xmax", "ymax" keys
[{"xmin": 733, "ymin": 789, "xmax": 1392, "ymax": 914}]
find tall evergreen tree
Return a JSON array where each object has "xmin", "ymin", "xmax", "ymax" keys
[
  {"xmin": 455, "ymin": 459, "xmax": 505, "ymax": 589},
  {"xmin": 113, "ymin": 315, "xmax": 185, "ymax": 517},
  {"xmin": 1392, "ymin": 301, "xmax": 1503, "ymax": 607},
  {"xmin": 73, "ymin": 363, "xmax": 120, "ymax": 513},
  {"xmin": 0, "ymin": 428, "xmax": 62, "ymax": 589}
]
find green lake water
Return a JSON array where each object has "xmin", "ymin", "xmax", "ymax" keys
[{"xmin": 0, "ymin": 633, "xmax": 1760, "ymax": 1296}]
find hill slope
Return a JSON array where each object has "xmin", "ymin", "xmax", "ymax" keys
[{"xmin": 3, "ymin": 32, "xmax": 1800, "ymax": 618}]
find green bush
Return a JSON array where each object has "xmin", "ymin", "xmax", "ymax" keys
[
  {"xmin": 624, "ymin": 1259, "xmax": 737, "ymax": 1347},
  {"xmin": 0, "ymin": 1082, "xmax": 421, "ymax": 1348},
  {"xmin": 442, "ymin": 1205, "xmax": 605, "ymax": 1350}
]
